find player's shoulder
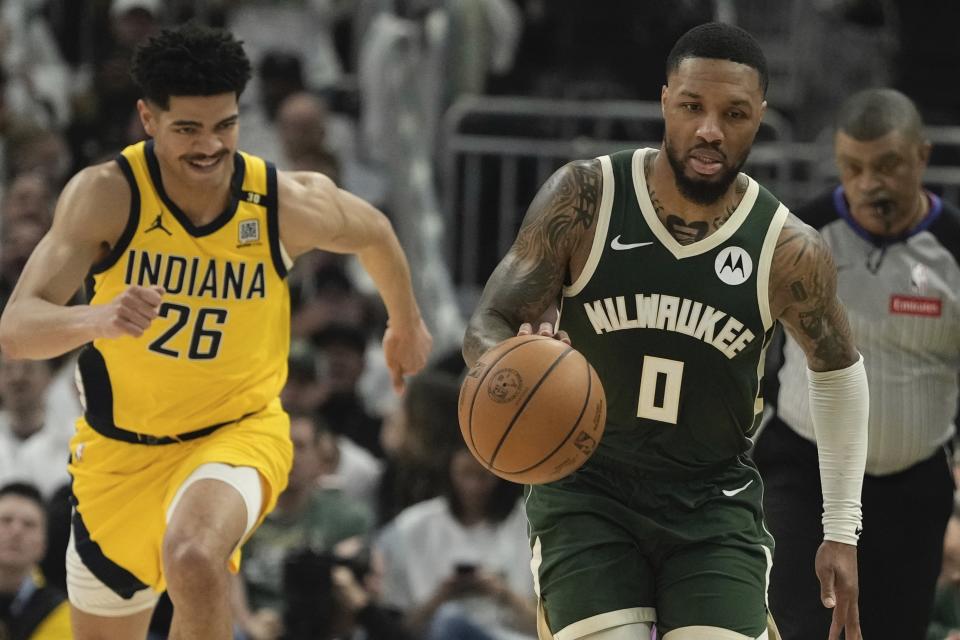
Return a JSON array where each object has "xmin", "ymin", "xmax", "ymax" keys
[
  {"xmin": 64, "ymin": 160, "xmax": 130, "ymax": 207},
  {"xmin": 277, "ymin": 169, "xmax": 336, "ymax": 194},
  {"xmin": 770, "ymin": 210, "xmax": 832, "ymax": 281}
]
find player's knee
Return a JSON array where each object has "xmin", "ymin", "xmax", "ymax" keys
[{"xmin": 162, "ymin": 533, "xmax": 226, "ymax": 590}]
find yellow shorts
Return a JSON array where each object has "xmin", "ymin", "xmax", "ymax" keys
[{"xmin": 67, "ymin": 398, "xmax": 292, "ymax": 593}]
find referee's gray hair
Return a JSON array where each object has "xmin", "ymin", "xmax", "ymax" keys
[{"xmin": 836, "ymin": 88, "xmax": 924, "ymax": 142}]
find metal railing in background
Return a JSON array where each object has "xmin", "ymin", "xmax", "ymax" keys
[
  {"xmin": 440, "ymin": 97, "xmax": 960, "ymax": 287},
  {"xmin": 441, "ymin": 96, "xmax": 801, "ymax": 286}
]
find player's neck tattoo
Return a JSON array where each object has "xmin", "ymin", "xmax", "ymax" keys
[{"xmin": 644, "ymin": 151, "xmax": 746, "ymax": 245}]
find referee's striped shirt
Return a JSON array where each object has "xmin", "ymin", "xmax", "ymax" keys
[{"xmin": 775, "ymin": 187, "xmax": 960, "ymax": 475}]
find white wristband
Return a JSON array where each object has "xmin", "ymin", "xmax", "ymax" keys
[{"xmin": 807, "ymin": 355, "xmax": 869, "ymax": 546}]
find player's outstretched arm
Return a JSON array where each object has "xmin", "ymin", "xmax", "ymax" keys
[
  {"xmin": 770, "ymin": 214, "xmax": 867, "ymax": 640},
  {"xmin": 278, "ymin": 171, "xmax": 431, "ymax": 393},
  {"xmin": 0, "ymin": 164, "xmax": 162, "ymax": 360},
  {"xmin": 462, "ymin": 159, "xmax": 601, "ymax": 366}
]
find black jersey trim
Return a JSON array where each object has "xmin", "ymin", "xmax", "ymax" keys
[
  {"xmin": 77, "ymin": 345, "xmax": 116, "ymax": 436},
  {"xmin": 89, "ymin": 155, "xmax": 141, "ymax": 279},
  {"xmin": 144, "ymin": 140, "xmax": 245, "ymax": 237},
  {"xmin": 70, "ymin": 501, "xmax": 149, "ymax": 599},
  {"xmin": 264, "ymin": 162, "xmax": 288, "ymax": 279}
]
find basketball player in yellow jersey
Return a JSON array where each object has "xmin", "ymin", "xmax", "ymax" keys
[{"xmin": 0, "ymin": 25, "xmax": 432, "ymax": 640}]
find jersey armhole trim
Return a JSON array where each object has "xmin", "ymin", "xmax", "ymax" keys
[
  {"xmin": 265, "ymin": 162, "xmax": 291, "ymax": 278},
  {"xmin": 90, "ymin": 155, "xmax": 140, "ymax": 276},
  {"xmin": 563, "ymin": 155, "xmax": 614, "ymax": 297},
  {"xmin": 757, "ymin": 204, "xmax": 789, "ymax": 330}
]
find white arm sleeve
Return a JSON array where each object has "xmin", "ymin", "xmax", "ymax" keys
[{"xmin": 807, "ymin": 354, "xmax": 869, "ymax": 546}]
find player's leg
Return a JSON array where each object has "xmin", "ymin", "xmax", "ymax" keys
[
  {"xmin": 526, "ymin": 465, "xmax": 657, "ymax": 640},
  {"xmin": 751, "ymin": 417, "xmax": 830, "ymax": 639},
  {"xmin": 162, "ymin": 463, "xmax": 263, "ymax": 640},
  {"xmin": 66, "ymin": 529, "xmax": 159, "ymax": 640},
  {"xmin": 654, "ymin": 460, "xmax": 773, "ymax": 639}
]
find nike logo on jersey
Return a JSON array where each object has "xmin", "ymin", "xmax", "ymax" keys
[
  {"xmin": 721, "ymin": 479, "xmax": 753, "ymax": 497},
  {"xmin": 610, "ymin": 235, "xmax": 653, "ymax": 250}
]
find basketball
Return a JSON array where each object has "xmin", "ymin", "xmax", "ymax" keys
[{"xmin": 458, "ymin": 335, "xmax": 606, "ymax": 485}]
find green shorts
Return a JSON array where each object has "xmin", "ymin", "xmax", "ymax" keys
[{"xmin": 525, "ymin": 453, "xmax": 774, "ymax": 639}]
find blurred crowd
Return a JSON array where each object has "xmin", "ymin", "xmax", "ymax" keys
[{"xmin": 0, "ymin": 1, "xmax": 959, "ymax": 639}]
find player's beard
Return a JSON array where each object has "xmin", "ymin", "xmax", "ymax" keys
[{"xmin": 664, "ymin": 139, "xmax": 747, "ymax": 206}]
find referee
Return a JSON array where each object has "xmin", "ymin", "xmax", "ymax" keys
[{"xmin": 754, "ymin": 88, "xmax": 960, "ymax": 639}]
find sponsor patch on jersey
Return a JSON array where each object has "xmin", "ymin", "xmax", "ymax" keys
[
  {"xmin": 714, "ymin": 246, "xmax": 752, "ymax": 285},
  {"xmin": 237, "ymin": 219, "xmax": 260, "ymax": 246},
  {"xmin": 889, "ymin": 294, "xmax": 941, "ymax": 317}
]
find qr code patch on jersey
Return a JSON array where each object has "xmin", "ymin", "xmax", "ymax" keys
[{"xmin": 238, "ymin": 219, "xmax": 260, "ymax": 244}]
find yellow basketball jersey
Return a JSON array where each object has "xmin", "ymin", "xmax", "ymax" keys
[{"xmin": 78, "ymin": 141, "xmax": 291, "ymax": 438}]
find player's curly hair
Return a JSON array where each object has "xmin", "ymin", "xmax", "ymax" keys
[
  {"xmin": 666, "ymin": 22, "xmax": 768, "ymax": 97},
  {"xmin": 130, "ymin": 23, "xmax": 252, "ymax": 109}
]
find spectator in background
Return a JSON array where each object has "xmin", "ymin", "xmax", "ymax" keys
[
  {"xmin": 755, "ymin": 88, "xmax": 960, "ymax": 639},
  {"xmin": 68, "ymin": 0, "xmax": 162, "ymax": 166},
  {"xmin": 314, "ymin": 324, "xmax": 383, "ymax": 459},
  {"xmin": 236, "ymin": 412, "xmax": 374, "ymax": 640},
  {"xmin": 0, "ymin": 0, "xmax": 71, "ymax": 128},
  {"xmin": 282, "ymin": 347, "xmax": 383, "ymax": 514},
  {"xmin": 377, "ymin": 444, "xmax": 535, "ymax": 640},
  {"xmin": 377, "ymin": 370, "xmax": 462, "ymax": 526},
  {"xmin": 0, "ymin": 217, "xmax": 46, "ymax": 312},
  {"xmin": 5, "ymin": 127, "xmax": 72, "ymax": 190},
  {"xmin": 276, "ymin": 92, "xmax": 340, "ymax": 182},
  {"xmin": 0, "ymin": 356, "xmax": 70, "ymax": 500},
  {"xmin": 0, "ymin": 483, "xmax": 72, "ymax": 640},
  {"xmin": 1, "ymin": 173, "xmax": 53, "ymax": 230}
]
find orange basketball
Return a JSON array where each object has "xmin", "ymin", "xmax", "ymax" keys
[{"xmin": 458, "ymin": 335, "xmax": 606, "ymax": 484}]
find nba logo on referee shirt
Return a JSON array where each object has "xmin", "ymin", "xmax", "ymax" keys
[{"xmin": 238, "ymin": 219, "xmax": 260, "ymax": 245}]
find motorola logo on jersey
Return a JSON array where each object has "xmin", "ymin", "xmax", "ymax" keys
[{"xmin": 714, "ymin": 246, "xmax": 752, "ymax": 285}]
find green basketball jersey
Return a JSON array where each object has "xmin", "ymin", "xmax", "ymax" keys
[{"xmin": 560, "ymin": 148, "xmax": 788, "ymax": 474}]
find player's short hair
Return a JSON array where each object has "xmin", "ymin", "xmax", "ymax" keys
[
  {"xmin": 666, "ymin": 22, "xmax": 768, "ymax": 96},
  {"xmin": 0, "ymin": 482, "xmax": 44, "ymax": 510},
  {"xmin": 835, "ymin": 88, "xmax": 925, "ymax": 142},
  {"xmin": 130, "ymin": 23, "xmax": 252, "ymax": 109}
]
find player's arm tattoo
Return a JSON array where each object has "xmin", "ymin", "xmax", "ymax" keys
[
  {"xmin": 463, "ymin": 159, "xmax": 600, "ymax": 365},
  {"xmin": 770, "ymin": 215, "xmax": 859, "ymax": 371}
]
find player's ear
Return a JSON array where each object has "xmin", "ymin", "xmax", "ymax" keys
[{"xmin": 137, "ymin": 99, "xmax": 157, "ymax": 137}]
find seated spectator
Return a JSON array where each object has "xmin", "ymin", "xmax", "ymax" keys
[
  {"xmin": 236, "ymin": 412, "xmax": 374, "ymax": 639},
  {"xmin": 314, "ymin": 324, "xmax": 383, "ymax": 459},
  {"xmin": 377, "ymin": 445, "xmax": 536, "ymax": 640},
  {"xmin": 1, "ymin": 173, "xmax": 53, "ymax": 230},
  {"xmin": 282, "ymin": 540, "xmax": 415, "ymax": 640},
  {"xmin": 0, "ymin": 217, "xmax": 46, "ymax": 312},
  {"xmin": 0, "ymin": 482, "xmax": 72, "ymax": 640},
  {"xmin": 377, "ymin": 370, "xmax": 461, "ymax": 525},
  {"xmin": 0, "ymin": 356, "xmax": 70, "ymax": 499}
]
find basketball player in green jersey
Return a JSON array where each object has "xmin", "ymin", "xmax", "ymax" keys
[{"xmin": 464, "ymin": 23, "xmax": 869, "ymax": 640}]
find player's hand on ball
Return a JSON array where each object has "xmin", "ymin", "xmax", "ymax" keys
[
  {"xmin": 815, "ymin": 540, "xmax": 861, "ymax": 640},
  {"xmin": 383, "ymin": 315, "xmax": 433, "ymax": 394},
  {"xmin": 97, "ymin": 285, "xmax": 164, "ymax": 339},
  {"xmin": 518, "ymin": 322, "xmax": 570, "ymax": 345}
]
